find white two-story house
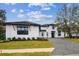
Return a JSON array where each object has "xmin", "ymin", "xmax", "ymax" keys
[{"xmin": 5, "ymin": 21, "xmax": 64, "ymax": 39}]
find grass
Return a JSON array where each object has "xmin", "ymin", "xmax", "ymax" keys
[
  {"xmin": 65, "ymin": 38, "xmax": 79, "ymax": 43},
  {"xmin": 0, "ymin": 41, "xmax": 53, "ymax": 49},
  {"xmin": 0, "ymin": 52, "xmax": 50, "ymax": 56}
]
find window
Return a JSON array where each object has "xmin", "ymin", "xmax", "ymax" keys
[
  {"xmin": 17, "ymin": 26, "xmax": 28, "ymax": 35},
  {"xmin": 58, "ymin": 31, "xmax": 61, "ymax": 36},
  {"xmin": 47, "ymin": 32, "xmax": 48, "ymax": 37},
  {"xmin": 41, "ymin": 32, "xmax": 44, "ymax": 36}
]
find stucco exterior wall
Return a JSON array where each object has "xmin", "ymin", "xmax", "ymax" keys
[
  {"xmin": 6, "ymin": 25, "xmax": 17, "ymax": 39},
  {"xmin": 6, "ymin": 24, "xmax": 65, "ymax": 40},
  {"xmin": 40, "ymin": 26, "xmax": 64, "ymax": 38},
  {"xmin": 6, "ymin": 25, "xmax": 40, "ymax": 39}
]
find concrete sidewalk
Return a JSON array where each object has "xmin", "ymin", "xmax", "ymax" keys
[{"xmin": 0, "ymin": 48, "xmax": 54, "ymax": 53}]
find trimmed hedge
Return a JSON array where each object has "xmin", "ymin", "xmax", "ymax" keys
[
  {"xmin": 37, "ymin": 37, "xmax": 48, "ymax": 41},
  {"xmin": 22, "ymin": 38, "xmax": 27, "ymax": 41},
  {"xmin": 32, "ymin": 37, "xmax": 36, "ymax": 40},
  {"xmin": 27, "ymin": 37, "xmax": 31, "ymax": 40},
  {"xmin": 7, "ymin": 37, "xmax": 48, "ymax": 41}
]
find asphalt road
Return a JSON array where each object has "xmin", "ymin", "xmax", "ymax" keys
[{"xmin": 49, "ymin": 38, "xmax": 79, "ymax": 56}]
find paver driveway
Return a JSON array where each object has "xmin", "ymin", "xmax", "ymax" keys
[{"xmin": 49, "ymin": 38, "xmax": 79, "ymax": 56}]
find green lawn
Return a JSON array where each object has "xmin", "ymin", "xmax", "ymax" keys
[
  {"xmin": 0, "ymin": 52, "xmax": 50, "ymax": 56},
  {"xmin": 65, "ymin": 38, "xmax": 79, "ymax": 43},
  {"xmin": 0, "ymin": 41, "xmax": 53, "ymax": 49}
]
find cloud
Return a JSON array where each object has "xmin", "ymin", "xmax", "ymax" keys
[
  {"xmin": 11, "ymin": 9, "xmax": 16, "ymax": 13},
  {"xmin": 28, "ymin": 3, "xmax": 56, "ymax": 10},
  {"xmin": 19, "ymin": 9, "xmax": 24, "ymax": 13},
  {"xmin": 11, "ymin": 9, "xmax": 24, "ymax": 13},
  {"xmin": 40, "ymin": 3, "xmax": 56, "ymax": 10},
  {"xmin": 28, "ymin": 3, "xmax": 43, "ymax": 7},
  {"xmin": 4, "ymin": 3, "xmax": 16, "ymax": 5},
  {"xmin": 17, "ymin": 13, "xmax": 25, "ymax": 18},
  {"xmin": 66, "ymin": 3, "xmax": 72, "ymax": 7},
  {"xmin": 41, "ymin": 7, "xmax": 51, "ymax": 10},
  {"xmin": 11, "ymin": 3, "xmax": 16, "ymax": 5},
  {"xmin": 27, "ymin": 11, "xmax": 53, "ymax": 21}
]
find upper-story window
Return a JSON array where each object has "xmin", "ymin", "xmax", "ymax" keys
[
  {"xmin": 17, "ymin": 26, "xmax": 28, "ymax": 35},
  {"xmin": 58, "ymin": 31, "xmax": 61, "ymax": 36},
  {"xmin": 52, "ymin": 25, "xmax": 55, "ymax": 29}
]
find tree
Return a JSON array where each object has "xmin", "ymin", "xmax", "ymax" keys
[
  {"xmin": 0, "ymin": 9, "xmax": 6, "ymax": 40},
  {"xmin": 55, "ymin": 4, "xmax": 79, "ymax": 38}
]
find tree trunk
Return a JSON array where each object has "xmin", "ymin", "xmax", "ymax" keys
[
  {"xmin": 67, "ymin": 32, "xmax": 72, "ymax": 38},
  {"xmin": 76, "ymin": 32, "xmax": 78, "ymax": 38},
  {"xmin": 64, "ymin": 32, "xmax": 66, "ymax": 38}
]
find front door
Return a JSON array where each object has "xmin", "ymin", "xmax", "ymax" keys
[{"xmin": 51, "ymin": 31, "xmax": 55, "ymax": 38}]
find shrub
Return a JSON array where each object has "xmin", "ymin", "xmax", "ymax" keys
[
  {"xmin": 0, "ymin": 33, "xmax": 5, "ymax": 40},
  {"xmin": 9, "ymin": 37, "xmax": 27, "ymax": 41},
  {"xmin": 0, "ymin": 40, "xmax": 4, "ymax": 43},
  {"xmin": 7, "ymin": 38, "xmax": 12, "ymax": 41},
  {"xmin": 36, "ymin": 37, "xmax": 48, "ymax": 41},
  {"xmin": 36, "ymin": 37, "xmax": 42, "ymax": 41},
  {"xmin": 22, "ymin": 37, "xmax": 26, "ymax": 41},
  {"xmin": 12, "ymin": 37, "xmax": 16, "ymax": 41},
  {"xmin": 32, "ymin": 37, "xmax": 36, "ymax": 40},
  {"xmin": 44, "ymin": 38, "xmax": 48, "ymax": 41},
  {"xmin": 27, "ymin": 37, "xmax": 31, "ymax": 40},
  {"xmin": 12, "ymin": 37, "xmax": 22, "ymax": 41},
  {"xmin": 3, "ymin": 40, "xmax": 11, "ymax": 42},
  {"xmin": 17, "ymin": 37, "xmax": 22, "ymax": 41},
  {"xmin": 40, "ymin": 38, "xmax": 44, "ymax": 41}
]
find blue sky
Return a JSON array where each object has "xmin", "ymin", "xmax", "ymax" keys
[{"xmin": 0, "ymin": 3, "xmax": 72, "ymax": 24}]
